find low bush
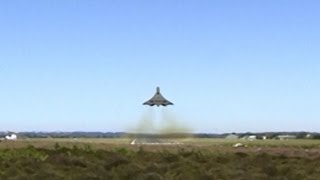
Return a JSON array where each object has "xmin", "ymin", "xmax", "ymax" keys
[{"xmin": 0, "ymin": 145, "xmax": 319, "ymax": 179}]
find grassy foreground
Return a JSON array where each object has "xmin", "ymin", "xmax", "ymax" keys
[{"xmin": 0, "ymin": 138, "xmax": 320, "ymax": 179}]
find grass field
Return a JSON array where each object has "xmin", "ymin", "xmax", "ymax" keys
[{"xmin": 1, "ymin": 138, "xmax": 320, "ymax": 179}]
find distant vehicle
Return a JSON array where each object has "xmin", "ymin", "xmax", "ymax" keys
[{"xmin": 143, "ymin": 87, "xmax": 174, "ymax": 107}]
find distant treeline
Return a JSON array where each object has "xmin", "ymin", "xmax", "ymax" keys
[{"xmin": 1, "ymin": 131, "xmax": 320, "ymax": 139}]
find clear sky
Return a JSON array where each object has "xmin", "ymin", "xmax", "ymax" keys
[{"xmin": 0, "ymin": 1, "xmax": 319, "ymax": 133}]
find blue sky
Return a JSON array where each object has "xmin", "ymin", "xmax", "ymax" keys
[{"xmin": 0, "ymin": 1, "xmax": 319, "ymax": 133}]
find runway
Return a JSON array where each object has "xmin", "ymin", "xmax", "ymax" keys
[{"xmin": 130, "ymin": 138, "xmax": 182, "ymax": 145}]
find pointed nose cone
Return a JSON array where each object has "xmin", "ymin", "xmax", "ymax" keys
[{"xmin": 143, "ymin": 87, "xmax": 174, "ymax": 107}]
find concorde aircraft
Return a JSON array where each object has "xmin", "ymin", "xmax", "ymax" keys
[{"xmin": 143, "ymin": 87, "xmax": 173, "ymax": 107}]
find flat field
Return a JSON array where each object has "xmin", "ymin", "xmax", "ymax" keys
[
  {"xmin": 1, "ymin": 138, "xmax": 320, "ymax": 179},
  {"xmin": 3, "ymin": 138, "xmax": 320, "ymax": 153}
]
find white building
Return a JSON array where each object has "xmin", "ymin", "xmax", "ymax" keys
[
  {"xmin": 5, "ymin": 134, "xmax": 17, "ymax": 140},
  {"xmin": 248, "ymin": 135, "xmax": 257, "ymax": 141}
]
